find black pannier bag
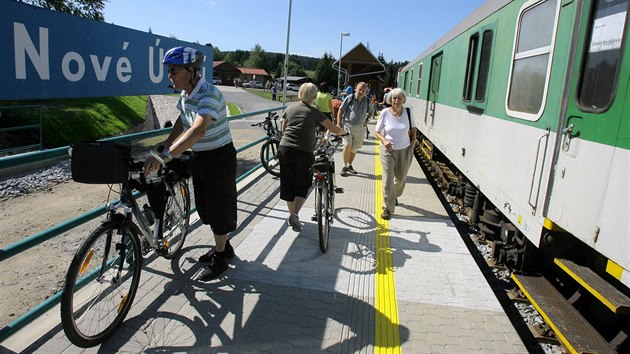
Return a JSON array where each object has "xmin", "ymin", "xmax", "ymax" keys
[{"xmin": 71, "ymin": 141, "xmax": 131, "ymax": 184}]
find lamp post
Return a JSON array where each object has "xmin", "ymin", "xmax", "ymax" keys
[
  {"xmin": 282, "ymin": 0, "xmax": 293, "ymax": 104},
  {"xmin": 338, "ymin": 32, "xmax": 350, "ymax": 95}
]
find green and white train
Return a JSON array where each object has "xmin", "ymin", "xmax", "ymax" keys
[{"xmin": 400, "ymin": 0, "xmax": 629, "ymax": 351}]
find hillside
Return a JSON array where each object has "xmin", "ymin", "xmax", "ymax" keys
[{"xmin": 0, "ymin": 96, "xmax": 147, "ymax": 154}]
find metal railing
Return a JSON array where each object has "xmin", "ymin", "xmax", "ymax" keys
[
  {"xmin": 0, "ymin": 105, "xmax": 43, "ymax": 155},
  {"xmin": 0, "ymin": 106, "xmax": 284, "ymax": 341}
]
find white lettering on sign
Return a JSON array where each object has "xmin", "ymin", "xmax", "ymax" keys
[
  {"xmin": 149, "ymin": 38, "xmax": 164, "ymax": 83},
  {"xmin": 62, "ymin": 52, "xmax": 85, "ymax": 81},
  {"xmin": 13, "ymin": 22, "xmax": 137, "ymax": 83},
  {"xmin": 590, "ymin": 11, "xmax": 626, "ymax": 53},
  {"xmin": 117, "ymin": 41, "xmax": 132, "ymax": 82},
  {"xmin": 14, "ymin": 23, "xmax": 49, "ymax": 80},
  {"xmin": 10, "ymin": 20, "xmax": 210, "ymax": 94},
  {"xmin": 117, "ymin": 57, "xmax": 132, "ymax": 82},
  {"xmin": 90, "ymin": 55, "xmax": 112, "ymax": 81}
]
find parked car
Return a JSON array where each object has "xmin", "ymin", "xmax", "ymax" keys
[
  {"xmin": 212, "ymin": 77, "xmax": 222, "ymax": 85},
  {"xmin": 286, "ymin": 83, "xmax": 299, "ymax": 91},
  {"xmin": 243, "ymin": 81, "xmax": 263, "ymax": 89}
]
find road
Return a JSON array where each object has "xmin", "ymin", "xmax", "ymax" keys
[{"xmin": 152, "ymin": 85, "xmax": 291, "ymax": 132}]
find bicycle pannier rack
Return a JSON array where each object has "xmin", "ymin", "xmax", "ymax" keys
[{"xmin": 71, "ymin": 141, "xmax": 131, "ymax": 184}]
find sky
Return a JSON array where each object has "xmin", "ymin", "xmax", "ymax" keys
[{"xmin": 103, "ymin": 0, "xmax": 486, "ymax": 64}]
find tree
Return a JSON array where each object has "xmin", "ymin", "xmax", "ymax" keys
[
  {"xmin": 313, "ymin": 53, "xmax": 337, "ymax": 87},
  {"xmin": 18, "ymin": 0, "xmax": 106, "ymax": 21},
  {"xmin": 265, "ymin": 53, "xmax": 285, "ymax": 78},
  {"xmin": 243, "ymin": 44, "xmax": 269, "ymax": 70},
  {"xmin": 274, "ymin": 58, "xmax": 306, "ymax": 78},
  {"xmin": 224, "ymin": 50, "xmax": 249, "ymax": 67},
  {"xmin": 376, "ymin": 53, "xmax": 407, "ymax": 88},
  {"xmin": 212, "ymin": 46, "xmax": 225, "ymax": 61}
]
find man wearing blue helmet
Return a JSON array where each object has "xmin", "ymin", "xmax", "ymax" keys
[{"xmin": 145, "ymin": 46, "xmax": 237, "ymax": 281}]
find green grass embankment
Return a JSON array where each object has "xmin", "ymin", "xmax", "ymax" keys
[
  {"xmin": 0, "ymin": 96, "xmax": 147, "ymax": 149},
  {"xmin": 1, "ymin": 96, "xmax": 244, "ymax": 152}
]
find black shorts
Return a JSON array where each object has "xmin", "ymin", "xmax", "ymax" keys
[
  {"xmin": 191, "ymin": 143, "xmax": 237, "ymax": 235},
  {"xmin": 278, "ymin": 145, "xmax": 314, "ymax": 201}
]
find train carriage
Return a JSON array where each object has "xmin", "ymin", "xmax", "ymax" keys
[{"xmin": 400, "ymin": 0, "xmax": 629, "ymax": 352}]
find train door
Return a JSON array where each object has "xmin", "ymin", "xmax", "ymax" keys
[
  {"xmin": 546, "ymin": 0, "xmax": 628, "ymax": 249},
  {"xmin": 425, "ymin": 53, "xmax": 443, "ymax": 127}
]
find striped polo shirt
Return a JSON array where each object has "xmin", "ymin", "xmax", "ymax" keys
[{"xmin": 176, "ymin": 78, "xmax": 232, "ymax": 151}]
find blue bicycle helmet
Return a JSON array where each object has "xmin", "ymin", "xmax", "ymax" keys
[{"xmin": 163, "ymin": 46, "xmax": 204, "ymax": 69}]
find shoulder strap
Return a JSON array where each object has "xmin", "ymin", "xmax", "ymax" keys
[{"xmin": 406, "ymin": 107, "xmax": 411, "ymax": 127}]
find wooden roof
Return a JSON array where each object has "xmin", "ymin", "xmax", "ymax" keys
[
  {"xmin": 333, "ymin": 43, "xmax": 386, "ymax": 80},
  {"xmin": 213, "ymin": 61, "xmax": 241, "ymax": 74},
  {"xmin": 238, "ymin": 67, "xmax": 270, "ymax": 76}
]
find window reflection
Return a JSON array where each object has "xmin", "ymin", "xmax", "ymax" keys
[{"xmin": 579, "ymin": 0, "xmax": 628, "ymax": 110}]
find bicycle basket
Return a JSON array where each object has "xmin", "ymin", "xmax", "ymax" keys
[{"xmin": 71, "ymin": 141, "xmax": 131, "ymax": 184}]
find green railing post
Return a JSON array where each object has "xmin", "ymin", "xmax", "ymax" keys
[{"xmin": 0, "ymin": 106, "xmax": 285, "ymax": 342}]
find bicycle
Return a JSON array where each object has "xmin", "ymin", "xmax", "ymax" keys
[
  {"xmin": 252, "ymin": 111, "xmax": 281, "ymax": 177},
  {"xmin": 310, "ymin": 133, "xmax": 344, "ymax": 253},
  {"xmin": 60, "ymin": 142, "xmax": 191, "ymax": 348}
]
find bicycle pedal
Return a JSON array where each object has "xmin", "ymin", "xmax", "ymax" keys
[
  {"xmin": 141, "ymin": 240, "xmax": 152, "ymax": 255},
  {"xmin": 335, "ymin": 187, "xmax": 344, "ymax": 193}
]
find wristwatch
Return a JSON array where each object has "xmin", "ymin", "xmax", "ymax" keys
[{"xmin": 161, "ymin": 149, "xmax": 173, "ymax": 162}]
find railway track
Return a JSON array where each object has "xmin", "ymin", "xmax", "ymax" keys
[{"xmin": 413, "ymin": 141, "xmax": 572, "ymax": 354}]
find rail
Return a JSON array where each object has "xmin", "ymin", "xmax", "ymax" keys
[
  {"xmin": 0, "ymin": 106, "xmax": 285, "ymax": 341},
  {"xmin": 0, "ymin": 105, "xmax": 43, "ymax": 155}
]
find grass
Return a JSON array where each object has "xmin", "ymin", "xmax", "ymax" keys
[
  {"xmin": 0, "ymin": 96, "xmax": 147, "ymax": 149},
  {"xmin": 1, "ymin": 94, "xmax": 267, "ymax": 152},
  {"xmin": 227, "ymin": 102, "xmax": 240, "ymax": 116},
  {"xmin": 243, "ymin": 88, "xmax": 298, "ymax": 103}
]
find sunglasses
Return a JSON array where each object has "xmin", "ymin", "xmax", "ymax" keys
[{"xmin": 167, "ymin": 67, "xmax": 187, "ymax": 75}]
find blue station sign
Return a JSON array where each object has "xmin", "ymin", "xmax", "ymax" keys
[{"xmin": 0, "ymin": 0, "xmax": 213, "ymax": 100}]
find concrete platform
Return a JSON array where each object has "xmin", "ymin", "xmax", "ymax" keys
[{"xmin": 1, "ymin": 131, "xmax": 528, "ymax": 353}]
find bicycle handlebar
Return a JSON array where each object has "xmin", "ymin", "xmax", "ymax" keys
[{"xmin": 314, "ymin": 134, "xmax": 343, "ymax": 157}]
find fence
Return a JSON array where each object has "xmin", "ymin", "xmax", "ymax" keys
[
  {"xmin": 0, "ymin": 106, "xmax": 284, "ymax": 341},
  {"xmin": 0, "ymin": 105, "xmax": 43, "ymax": 156}
]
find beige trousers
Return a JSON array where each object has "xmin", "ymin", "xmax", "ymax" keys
[{"xmin": 379, "ymin": 144, "xmax": 413, "ymax": 213}]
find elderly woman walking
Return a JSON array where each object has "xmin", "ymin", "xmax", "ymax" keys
[
  {"xmin": 279, "ymin": 83, "xmax": 348, "ymax": 231},
  {"xmin": 373, "ymin": 88, "xmax": 417, "ymax": 220}
]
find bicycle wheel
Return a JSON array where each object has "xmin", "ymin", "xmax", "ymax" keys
[
  {"xmin": 60, "ymin": 222, "xmax": 142, "ymax": 348},
  {"xmin": 260, "ymin": 140, "xmax": 280, "ymax": 177},
  {"xmin": 317, "ymin": 180, "xmax": 331, "ymax": 253},
  {"xmin": 162, "ymin": 180, "xmax": 191, "ymax": 259}
]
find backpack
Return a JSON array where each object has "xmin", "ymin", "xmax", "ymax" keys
[
  {"xmin": 344, "ymin": 94, "xmax": 372, "ymax": 120},
  {"xmin": 332, "ymin": 98, "xmax": 342, "ymax": 119}
]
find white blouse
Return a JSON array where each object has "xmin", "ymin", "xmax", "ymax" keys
[{"xmin": 375, "ymin": 107, "xmax": 415, "ymax": 150}]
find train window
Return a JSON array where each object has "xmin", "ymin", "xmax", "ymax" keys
[
  {"xmin": 403, "ymin": 71, "xmax": 409, "ymax": 92},
  {"xmin": 579, "ymin": 0, "xmax": 628, "ymax": 111},
  {"xmin": 463, "ymin": 33, "xmax": 479, "ymax": 102},
  {"xmin": 506, "ymin": 0, "xmax": 559, "ymax": 120},
  {"xmin": 416, "ymin": 63, "xmax": 423, "ymax": 97},
  {"xmin": 475, "ymin": 30, "xmax": 493, "ymax": 102},
  {"xmin": 410, "ymin": 68, "xmax": 414, "ymax": 95},
  {"xmin": 462, "ymin": 26, "xmax": 494, "ymax": 110}
]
